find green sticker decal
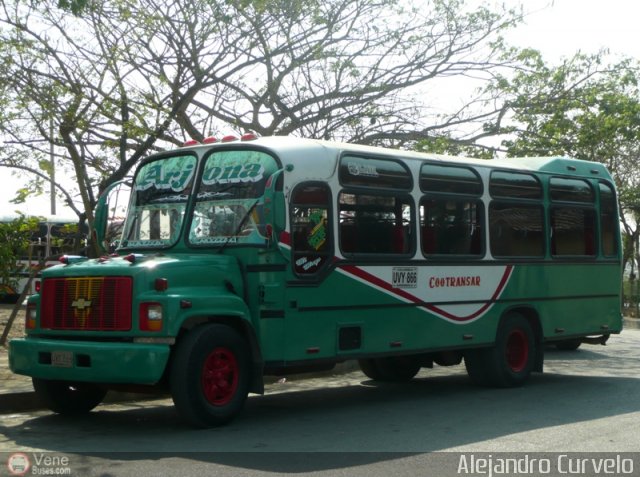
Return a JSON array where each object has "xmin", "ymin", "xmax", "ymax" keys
[{"xmin": 307, "ymin": 210, "xmax": 326, "ymax": 251}]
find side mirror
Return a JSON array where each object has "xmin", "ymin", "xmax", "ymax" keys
[
  {"xmin": 263, "ymin": 169, "xmax": 286, "ymax": 240},
  {"xmin": 93, "ymin": 181, "xmax": 130, "ymax": 254}
]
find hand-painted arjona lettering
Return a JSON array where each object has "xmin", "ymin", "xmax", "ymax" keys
[
  {"xmin": 203, "ymin": 162, "xmax": 265, "ymax": 185},
  {"xmin": 136, "ymin": 159, "xmax": 195, "ymax": 192}
]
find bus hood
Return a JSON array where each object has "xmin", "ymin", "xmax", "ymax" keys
[{"xmin": 40, "ymin": 253, "xmax": 244, "ymax": 296}]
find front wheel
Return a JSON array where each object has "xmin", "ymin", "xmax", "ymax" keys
[
  {"xmin": 32, "ymin": 378, "xmax": 107, "ymax": 415},
  {"xmin": 465, "ymin": 313, "xmax": 537, "ymax": 387},
  {"xmin": 170, "ymin": 324, "xmax": 250, "ymax": 428}
]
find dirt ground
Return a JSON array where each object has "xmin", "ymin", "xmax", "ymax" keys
[{"xmin": 0, "ymin": 303, "xmax": 25, "ymax": 348}]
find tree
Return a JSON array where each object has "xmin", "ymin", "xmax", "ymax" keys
[
  {"xmin": 0, "ymin": 215, "xmax": 38, "ymax": 300},
  {"xmin": 0, "ymin": 0, "xmax": 526, "ymax": 240},
  {"xmin": 487, "ymin": 51, "xmax": 640, "ymax": 277}
]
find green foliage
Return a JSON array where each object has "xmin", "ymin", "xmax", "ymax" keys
[
  {"xmin": 495, "ymin": 53, "xmax": 640, "ymax": 166},
  {"xmin": 489, "ymin": 52, "xmax": 640, "ymax": 190},
  {"xmin": 0, "ymin": 216, "xmax": 39, "ymax": 296},
  {"xmin": 0, "ymin": 0, "xmax": 524, "ymax": 226},
  {"xmin": 56, "ymin": 0, "xmax": 90, "ymax": 15},
  {"xmin": 489, "ymin": 52, "xmax": 640, "ymax": 269}
]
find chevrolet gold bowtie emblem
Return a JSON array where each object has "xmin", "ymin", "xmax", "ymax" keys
[{"xmin": 71, "ymin": 298, "xmax": 92, "ymax": 311}]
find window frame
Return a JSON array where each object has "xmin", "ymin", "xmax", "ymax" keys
[
  {"xmin": 598, "ymin": 181, "xmax": 619, "ymax": 258},
  {"xmin": 337, "ymin": 188, "xmax": 415, "ymax": 259},
  {"xmin": 419, "ymin": 163, "xmax": 483, "ymax": 196},
  {"xmin": 289, "ymin": 181, "xmax": 334, "ymax": 278},
  {"xmin": 489, "ymin": 170, "xmax": 543, "ymax": 200},
  {"xmin": 488, "ymin": 201, "xmax": 546, "ymax": 259},
  {"xmin": 548, "ymin": 176, "xmax": 597, "ymax": 259},
  {"xmin": 338, "ymin": 153, "xmax": 413, "ymax": 191},
  {"xmin": 549, "ymin": 177, "xmax": 595, "ymax": 203},
  {"xmin": 549, "ymin": 204, "xmax": 597, "ymax": 258},
  {"xmin": 419, "ymin": 163, "xmax": 484, "ymax": 259}
]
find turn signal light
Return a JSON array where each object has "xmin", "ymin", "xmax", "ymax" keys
[
  {"xmin": 140, "ymin": 302, "xmax": 163, "ymax": 332},
  {"xmin": 25, "ymin": 303, "xmax": 37, "ymax": 330}
]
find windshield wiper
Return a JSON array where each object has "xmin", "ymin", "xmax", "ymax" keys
[{"xmin": 217, "ymin": 199, "xmax": 260, "ymax": 254}]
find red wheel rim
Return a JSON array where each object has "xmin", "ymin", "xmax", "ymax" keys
[
  {"xmin": 201, "ymin": 347, "xmax": 239, "ymax": 406},
  {"xmin": 505, "ymin": 328, "xmax": 529, "ymax": 372}
]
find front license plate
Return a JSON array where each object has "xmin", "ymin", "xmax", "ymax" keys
[{"xmin": 51, "ymin": 351, "xmax": 73, "ymax": 368}]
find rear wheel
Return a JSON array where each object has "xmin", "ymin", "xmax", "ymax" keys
[
  {"xmin": 32, "ymin": 378, "xmax": 107, "ymax": 415},
  {"xmin": 556, "ymin": 338, "xmax": 581, "ymax": 351},
  {"xmin": 358, "ymin": 356, "xmax": 420, "ymax": 382},
  {"xmin": 465, "ymin": 313, "xmax": 536, "ymax": 387},
  {"xmin": 170, "ymin": 324, "xmax": 250, "ymax": 427},
  {"xmin": 358, "ymin": 358, "xmax": 384, "ymax": 380}
]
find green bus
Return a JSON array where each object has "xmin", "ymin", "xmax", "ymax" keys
[{"xmin": 9, "ymin": 136, "xmax": 623, "ymax": 427}]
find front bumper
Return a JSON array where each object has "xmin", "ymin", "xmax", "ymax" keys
[{"xmin": 9, "ymin": 338, "xmax": 170, "ymax": 385}]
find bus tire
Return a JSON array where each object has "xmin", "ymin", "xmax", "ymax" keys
[
  {"xmin": 464, "ymin": 349, "xmax": 490, "ymax": 386},
  {"xmin": 556, "ymin": 339, "xmax": 581, "ymax": 351},
  {"xmin": 170, "ymin": 324, "xmax": 250, "ymax": 428},
  {"xmin": 32, "ymin": 378, "xmax": 107, "ymax": 415},
  {"xmin": 465, "ymin": 313, "xmax": 536, "ymax": 387},
  {"xmin": 359, "ymin": 356, "xmax": 420, "ymax": 382},
  {"xmin": 358, "ymin": 359, "xmax": 384, "ymax": 380}
]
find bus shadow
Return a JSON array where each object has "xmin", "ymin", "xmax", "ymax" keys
[{"xmin": 4, "ymin": 371, "xmax": 640, "ymax": 473}]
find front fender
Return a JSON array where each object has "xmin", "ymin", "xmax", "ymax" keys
[{"xmin": 166, "ymin": 291, "xmax": 251, "ymax": 337}]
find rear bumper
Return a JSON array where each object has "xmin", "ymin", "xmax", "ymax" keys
[{"xmin": 9, "ymin": 338, "xmax": 170, "ymax": 385}]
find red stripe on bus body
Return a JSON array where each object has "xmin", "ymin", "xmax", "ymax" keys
[{"xmin": 339, "ymin": 265, "xmax": 514, "ymax": 322}]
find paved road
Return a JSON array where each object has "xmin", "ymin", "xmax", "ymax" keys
[{"xmin": 1, "ymin": 329, "xmax": 639, "ymax": 476}]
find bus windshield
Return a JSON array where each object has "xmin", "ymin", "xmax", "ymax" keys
[
  {"xmin": 121, "ymin": 154, "xmax": 197, "ymax": 248},
  {"xmin": 120, "ymin": 150, "xmax": 279, "ymax": 249},
  {"xmin": 188, "ymin": 150, "xmax": 278, "ymax": 246}
]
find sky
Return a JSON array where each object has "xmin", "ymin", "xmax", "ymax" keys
[
  {"xmin": 1, "ymin": 0, "xmax": 638, "ymax": 218},
  {"xmin": 506, "ymin": 0, "xmax": 640, "ymax": 61}
]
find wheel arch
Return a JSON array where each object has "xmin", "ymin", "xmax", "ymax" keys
[{"xmin": 172, "ymin": 315, "xmax": 264, "ymax": 395}]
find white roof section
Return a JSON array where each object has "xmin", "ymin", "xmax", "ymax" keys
[{"xmin": 251, "ymin": 136, "xmax": 612, "ymax": 180}]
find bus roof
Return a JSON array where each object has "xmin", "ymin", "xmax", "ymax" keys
[
  {"xmin": 242, "ymin": 136, "xmax": 612, "ymax": 180},
  {"xmin": 173, "ymin": 135, "xmax": 613, "ymax": 181}
]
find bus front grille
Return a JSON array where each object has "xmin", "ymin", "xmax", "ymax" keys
[{"xmin": 40, "ymin": 277, "xmax": 132, "ymax": 331}]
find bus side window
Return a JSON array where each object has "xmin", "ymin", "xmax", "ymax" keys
[
  {"xmin": 599, "ymin": 182, "xmax": 618, "ymax": 257},
  {"xmin": 338, "ymin": 192, "xmax": 413, "ymax": 255},
  {"xmin": 489, "ymin": 204, "xmax": 544, "ymax": 257},
  {"xmin": 550, "ymin": 207, "xmax": 596, "ymax": 256},
  {"xmin": 549, "ymin": 177, "xmax": 596, "ymax": 257},
  {"xmin": 290, "ymin": 183, "xmax": 332, "ymax": 276},
  {"xmin": 420, "ymin": 198, "xmax": 483, "ymax": 256}
]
